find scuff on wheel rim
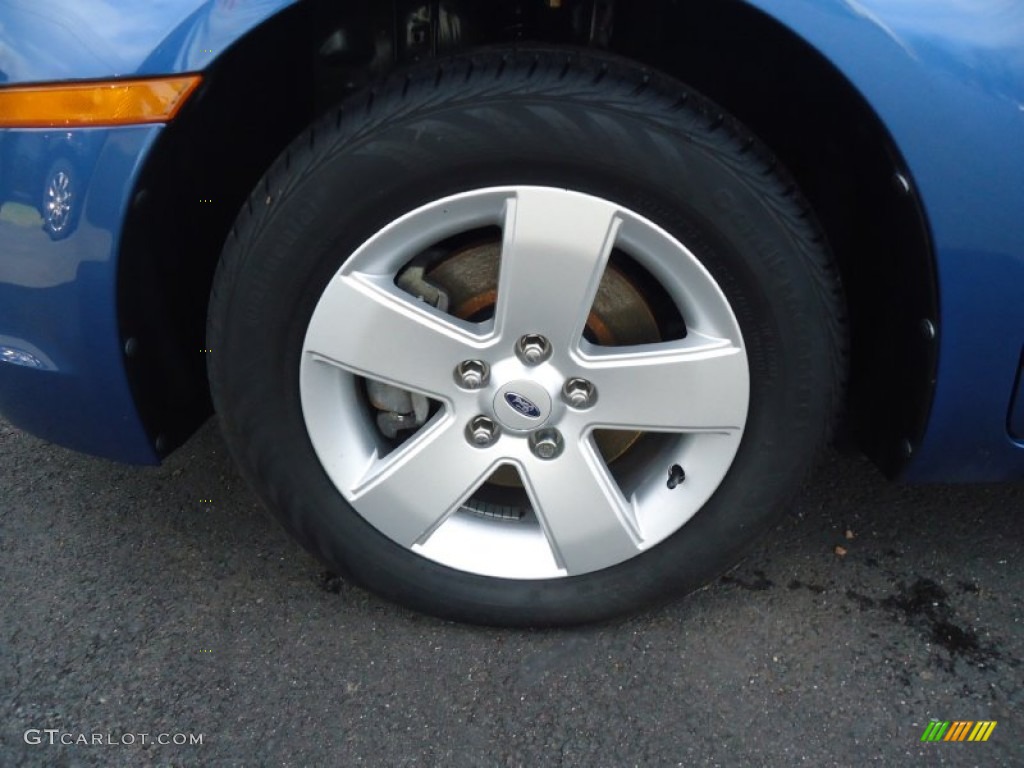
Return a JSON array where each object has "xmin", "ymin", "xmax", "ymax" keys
[{"xmin": 299, "ymin": 186, "xmax": 750, "ymax": 580}]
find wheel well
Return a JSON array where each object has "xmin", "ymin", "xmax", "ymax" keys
[
  {"xmin": 118, "ymin": 1, "xmax": 351, "ymax": 454},
  {"xmin": 119, "ymin": 0, "xmax": 936, "ymax": 474},
  {"xmin": 609, "ymin": 1, "xmax": 938, "ymax": 476}
]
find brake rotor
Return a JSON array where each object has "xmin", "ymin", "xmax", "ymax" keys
[{"xmin": 426, "ymin": 239, "xmax": 661, "ymax": 487}]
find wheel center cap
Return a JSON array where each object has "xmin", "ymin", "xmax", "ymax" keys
[{"xmin": 493, "ymin": 380, "xmax": 552, "ymax": 432}]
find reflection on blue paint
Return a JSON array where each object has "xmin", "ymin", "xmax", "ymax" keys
[
  {"xmin": 0, "ymin": 345, "xmax": 47, "ymax": 369},
  {"xmin": 0, "ymin": 0, "xmax": 297, "ymax": 84}
]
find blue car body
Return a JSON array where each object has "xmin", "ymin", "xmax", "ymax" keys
[{"xmin": 1, "ymin": 0, "xmax": 1022, "ymax": 480}]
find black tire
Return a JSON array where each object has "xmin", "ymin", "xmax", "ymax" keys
[{"xmin": 208, "ymin": 48, "xmax": 845, "ymax": 626}]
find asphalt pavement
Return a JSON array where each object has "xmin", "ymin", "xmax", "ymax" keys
[{"xmin": 2, "ymin": 415, "xmax": 1022, "ymax": 767}]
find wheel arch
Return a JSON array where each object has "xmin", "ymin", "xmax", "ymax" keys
[
  {"xmin": 608, "ymin": 0, "xmax": 940, "ymax": 476},
  {"xmin": 117, "ymin": 0, "xmax": 367, "ymax": 454},
  {"xmin": 119, "ymin": 0, "xmax": 937, "ymax": 474}
]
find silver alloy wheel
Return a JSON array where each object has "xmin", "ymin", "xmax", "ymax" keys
[
  {"xmin": 299, "ymin": 187, "xmax": 750, "ymax": 580},
  {"xmin": 45, "ymin": 170, "xmax": 72, "ymax": 234}
]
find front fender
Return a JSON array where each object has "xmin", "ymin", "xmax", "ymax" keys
[
  {"xmin": 0, "ymin": 0, "xmax": 297, "ymax": 85},
  {"xmin": 747, "ymin": 0, "xmax": 1024, "ymax": 479},
  {"xmin": 0, "ymin": 0, "xmax": 299, "ymax": 463}
]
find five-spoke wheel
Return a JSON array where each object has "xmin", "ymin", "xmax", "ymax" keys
[
  {"xmin": 300, "ymin": 187, "xmax": 749, "ymax": 579},
  {"xmin": 208, "ymin": 49, "xmax": 844, "ymax": 625}
]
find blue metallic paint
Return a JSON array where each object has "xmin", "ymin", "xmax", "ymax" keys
[
  {"xmin": 0, "ymin": 0, "xmax": 295, "ymax": 462},
  {"xmin": 0, "ymin": 126, "xmax": 162, "ymax": 462},
  {"xmin": 742, "ymin": 0, "xmax": 1024, "ymax": 480},
  {"xmin": 0, "ymin": 0, "xmax": 297, "ymax": 85},
  {"xmin": 0, "ymin": 0, "xmax": 1022, "ymax": 478}
]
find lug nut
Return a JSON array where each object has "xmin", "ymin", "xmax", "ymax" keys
[
  {"xmin": 562, "ymin": 377, "xmax": 597, "ymax": 409},
  {"xmin": 516, "ymin": 334, "xmax": 552, "ymax": 365},
  {"xmin": 529, "ymin": 429, "xmax": 564, "ymax": 460},
  {"xmin": 467, "ymin": 416, "xmax": 500, "ymax": 447},
  {"xmin": 455, "ymin": 359, "xmax": 490, "ymax": 390}
]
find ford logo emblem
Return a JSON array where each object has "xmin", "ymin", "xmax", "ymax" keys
[{"xmin": 504, "ymin": 392, "xmax": 542, "ymax": 419}]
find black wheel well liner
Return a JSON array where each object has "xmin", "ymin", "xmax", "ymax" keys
[{"xmin": 118, "ymin": 0, "xmax": 936, "ymax": 475}]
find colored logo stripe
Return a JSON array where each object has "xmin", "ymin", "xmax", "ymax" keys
[
  {"xmin": 969, "ymin": 722, "xmax": 998, "ymax": 742},
  {"xmin": 944, "ymin": 721, "xmax": 972, "ymax": 741},
  {"xmin": 921, "ymin": 721, "xmax": 996, "ymax": 742}
]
